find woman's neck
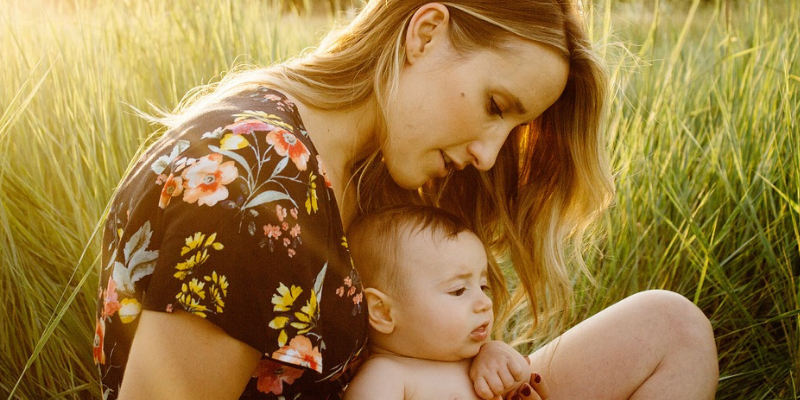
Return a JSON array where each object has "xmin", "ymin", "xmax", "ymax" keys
[{"xmin": 285, "ymin": 96, "xmax": 380, "ymax": 227}]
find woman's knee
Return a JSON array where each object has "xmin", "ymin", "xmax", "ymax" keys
[{"xmin": 627, "ymin": 290, "xmax": 717, "ymax": 361}]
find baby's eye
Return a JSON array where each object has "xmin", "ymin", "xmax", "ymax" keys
[{"xmin": 449, "ymin": 288, "xmax": 466, "ymax": 296}]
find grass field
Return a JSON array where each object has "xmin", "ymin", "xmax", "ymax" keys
[{"xmin": 1, "ymin": 0, "xmax": 798, "ymax": 398}]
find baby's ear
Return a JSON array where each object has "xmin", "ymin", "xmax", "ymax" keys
[{"xmin": 364, "ymin": 288, "xmax": 396, "ymax": 334}]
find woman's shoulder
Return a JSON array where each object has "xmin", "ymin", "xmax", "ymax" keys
[{"xmin": 173, "ymin": 86, "xmax": 306, "ymax": 140}]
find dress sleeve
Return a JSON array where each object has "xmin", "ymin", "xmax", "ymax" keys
[{"xmin": 139, "ymin": 103, "xmax": 334, "ymax": 374}]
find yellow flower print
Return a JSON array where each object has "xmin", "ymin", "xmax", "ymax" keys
[
  {"xmin": 291, "ymin": 289, "xmax": 318, "ymax": 334},
  {"xmin": 219, "ymin": 133, "xmax": 250, "ymax": 150},
  {"xmin": 270, "ymin": 283, "xmax": 304, "ymax": 347},
  {"xmin": 176, "ymin": 278, "xmax": 209, "ymax": 317},
  {"xmin": 341, "ymin": 236, "xmax": 348, "ymax": 249},
  {"xmin": 175, "ymin": 232, "xmax": 224, "ymax": 280},
  {"xmin": 118, "ymin": 298, "xmax": 142, "ymax": 323},
  {"xmin": 204, "ymin": 271, "xmax": 229, "ymax": 313},
  {"xmin": 272, "ymin": 283, "xmax": 302, "ymax": 312},
  {"xmin": 305, "ymin": 173, "xmax": 318, "ymax": 214},
  {"xmin": 174, "ymin": 250, "xmax": 209, "ymax": 279}
]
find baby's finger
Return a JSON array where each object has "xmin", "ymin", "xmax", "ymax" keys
[
  {"xmin": 508, "ymin": 358, "xmax": 529, "ymax": 383},
  {"xmin": 497, "ymin": 367, "xmax": 518, "ymax": 389},
  {"xmin": 474, "ymin": 377, "xmax": 495, "ymax": 400},
  {"xmin": 530, "ymin": 373, "xmax": 550, "ymax": 399},
  {"xmin": 483, "ymin": 372, "xmax": 507, "ymax": 397}
]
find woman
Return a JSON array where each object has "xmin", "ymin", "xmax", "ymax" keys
[{"xmin": 94, "ymin": 1, "xmax": 719, "ymax": 399}]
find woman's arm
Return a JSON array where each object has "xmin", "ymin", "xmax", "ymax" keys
[{"xmin": 118, "ymin": 310, "xmax": 262, "ymax": 400}]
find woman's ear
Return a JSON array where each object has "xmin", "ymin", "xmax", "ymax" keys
[
  {"xmin": 405, "ymin": 3, "xmax": 450, "ymax": 65},
  {"xmin": 364, "ymin": 288, "xmax": 396, "ymax": 334}
]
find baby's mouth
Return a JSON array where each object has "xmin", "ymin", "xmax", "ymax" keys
[{"xmin": 470, "ymin": 322, "xmax": 490, "ymax": 342}]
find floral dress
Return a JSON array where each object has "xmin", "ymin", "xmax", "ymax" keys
[{"xmin": 94, "ymin": 87, "xmax": 367, "ymax": 399}]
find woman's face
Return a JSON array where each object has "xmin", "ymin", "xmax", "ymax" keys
[{"xmin": 383, "ymin": 37, "xmax": 569, "ymax": 189}]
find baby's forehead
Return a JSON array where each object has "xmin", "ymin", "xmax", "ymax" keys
[{"xmin": 392, "ymin": 227, "xmax": 488, "ymax": 274}]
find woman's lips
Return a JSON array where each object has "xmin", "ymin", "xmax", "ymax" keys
[{"xmin": 437, "ymin": 151, "xmax": 450, "ymax": 177}]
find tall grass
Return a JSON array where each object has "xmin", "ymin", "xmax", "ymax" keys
[{"xmin": 0, "ymin": 0, "xmax": 797, "ymax": 398}]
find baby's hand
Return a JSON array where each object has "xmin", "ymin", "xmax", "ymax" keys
[{"xmin": 469, "ymin": 341, "xmax": 530, "ymax": 399}]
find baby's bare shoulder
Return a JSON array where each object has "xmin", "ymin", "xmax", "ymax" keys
[{"xmin": 344, "ymin": 356, "xmax": 406, "ymax": 400}]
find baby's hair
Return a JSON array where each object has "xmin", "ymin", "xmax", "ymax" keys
[{"xmin": 347, "ymin": 204, "xmax": 473, "ymax": 296}]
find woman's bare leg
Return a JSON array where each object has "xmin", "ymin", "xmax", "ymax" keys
[{"xmin": 528, "ymin": 290, "xmax": 718, "ymax": 399}]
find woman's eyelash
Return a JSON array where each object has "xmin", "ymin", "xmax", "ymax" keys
[
  {"xmin": 450, "ymin": 288, "xmax": 466, "ymax": 296},
  {"xmin": 489, "ymin": 96, "xmax": 504, "ymax": 118}
]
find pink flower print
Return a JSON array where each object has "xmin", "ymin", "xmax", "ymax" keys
[
  {"xmin": 283, "ymin": 238, "xmax": 291, "ymax": 247},
  {"xmin": 290, "ymin": 208, "xmax": 298, "ymax": 219},
  {"xmin": 263, "ymin": 94, "xmax": 283, "ymax": 102},
  {"xmin": 252, "ymin": 359, "xmax": 304, "ymax": 395},
  {"xmin": 347, "ymin": 286, "xmax": 356, "ymax": 297},
  {"xmin": 266, "ymin": 129, "xmax": 310, "ymax": 171},
  {"xmin": 276, "ymin": 204, "xmax": 287, "ymax": 222},
  {"xmin": 263, "ymin": 224, "xmax": 282, "ymax": 239},
  {"xmin": 93, "ymin": 318, "xmax": 105, "ymax": 365},
  {"xmin": 158, "ymin": 173, "xmax": 184, "ymax": 209},
  {"xmin": 224, "ymin": 119, "xmax": 274, "ymax": 135},
  {"xmin": 336, "ymin": 287, "xmax": 344, "ymax": 297},
  {"xmin": 102, "ymin": 276, "xmax": 122, "ymax": 319},
  {"xmin": 290, "ymin": 224, "xmax": 301, "ymax": 238},
  {"xmin": 317, "ymin": 155, "xmax": 332, "ymax": 188},
  {"xmin": 287, "ymin": 248, "xmax": 296, "ymax": 258},
  {"xmin": 353, "ymin": 292, "xmax": 363, "ymax": 305},
  {"xmin": 181, "ymin": 153, "xmax": 238, "ymax": 207},
  {"xmin": 343, "ymin": 276, "xmax": 352, "ymax": 287},
  {"xmin": 272, "ymin": 335, "xmax": 323, "ymax": 373}
]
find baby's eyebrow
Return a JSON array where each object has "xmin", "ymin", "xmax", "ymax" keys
[{"xmin": 450, "ymin": 272, "xmax": 473, "ymax": 281}]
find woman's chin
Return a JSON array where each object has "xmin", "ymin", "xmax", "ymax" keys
[{"xmin": 388, "ymin": 171, "xmax": 429, "ymax": 190}]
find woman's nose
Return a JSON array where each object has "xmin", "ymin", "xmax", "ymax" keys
[{"xmin": 467, "ymin": 129, "xmax": 510, "ymax": 171}]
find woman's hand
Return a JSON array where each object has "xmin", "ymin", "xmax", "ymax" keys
[
  {"xmin": 504, "ymin": 373, "xmax": 549, "ymax": 400},
  {"xmin": 469, "ymin": 340, "xmax": 531, "ymax": 399}
]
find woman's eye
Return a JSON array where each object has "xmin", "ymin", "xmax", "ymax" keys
[
  {"xmin": 450, "ymin": 288, "xmax": 466, "ymax": 296},
  {"xmin": 481, "ymin": 285, "xmax": 490, "ymax": 293},
  {"xmin": 489, "ymin": 96, "xmax": 504, "ymax": 118}
]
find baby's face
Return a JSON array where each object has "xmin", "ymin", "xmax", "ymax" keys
[{"xmin": 390, "ymin": 230, "xmax": 493, "ymax": 361}]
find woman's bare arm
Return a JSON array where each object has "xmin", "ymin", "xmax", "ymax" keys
[{"xmin": 118, "ymin": 310, "xmax": 262, "ymax": 400}]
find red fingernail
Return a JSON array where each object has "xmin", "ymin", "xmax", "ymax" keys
[
  {"xmin": 521, "ymin": 384, "xmax": 532, "ymax": 396},
  {"xmin": 534, "ymin": 373, "xmax": 541, "ymax": 384}
]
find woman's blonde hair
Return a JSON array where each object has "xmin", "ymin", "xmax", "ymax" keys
[{"xmin": 157, "ymin": 0, "xmax": 614, "ymax": 344}]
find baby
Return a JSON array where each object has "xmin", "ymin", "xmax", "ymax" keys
[{"xmin": 344, "ymin": 205, "xmax": 547, "ymax": 400}]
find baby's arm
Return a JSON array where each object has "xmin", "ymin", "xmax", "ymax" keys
[
  {"xmin": 469, "ymin": 340, "xmax": 531, "ymax": 399},
  {"xmin": 344, "ymin": 357, "xmax": 405, "ymax": 400}
]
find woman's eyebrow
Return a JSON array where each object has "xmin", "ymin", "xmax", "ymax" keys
[{"xmin": 511, "ymin": 95, "xmax": 528, "ymax": 115}]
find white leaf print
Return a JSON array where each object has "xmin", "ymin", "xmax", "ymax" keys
[
  {"xmin": 313, "ymin": 263, "xmax": 327, "ymax": 305},
  {"xmin": 208, "ymin": 145, "xmax": 250, "ymax": 175},
  {"xmin": 202, "ymin": 127, "xmax": 224, "ymax": 140},
  {"xmin": 243, "ymin": 190, "xmax": 295, "ymax": 209},
  {"xmin": 151, "ymin": 140, "xmax": 190, "ymax": 175},
  {"xmin": 272, "ymin": 156, "xmax": 289, "ymax": 177},
  {"xmin": 123, "ymin": 221, "xmax": 153, "ymax": 263},
  {"xmin": 114, "ymin": 222, "xmax": 159, "ymax": 294}
]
